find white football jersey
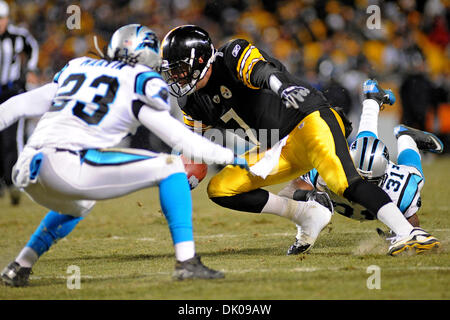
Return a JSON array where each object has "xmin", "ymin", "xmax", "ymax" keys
[
  {"xmin": 303, "ymin": 161, "xmax": 424, "ymax": 220},
  {"xmin": 26, "ymin": 56, "xmax": 170, "ymax": 150}
]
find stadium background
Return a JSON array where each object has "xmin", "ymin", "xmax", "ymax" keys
[{"xmin": 6, "ymin": 0, "xmax": 450, "ymax": 156}]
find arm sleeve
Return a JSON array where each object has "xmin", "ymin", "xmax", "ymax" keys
[
  {"xmin": 137, "ymin": 106, "xmax": 234, "ymax": 165},
  {"xmin": 0, "ymin": 83, "xmax": 58, "ymax": 130}
]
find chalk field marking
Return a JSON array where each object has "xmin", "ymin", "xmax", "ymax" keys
[
  {"xmin": 29, "ymin": 265, "xmax": 450, "ymax": 281},
  {"xmin": 79, "ymin": 228, "xmax": 449, "ymax": 242}
]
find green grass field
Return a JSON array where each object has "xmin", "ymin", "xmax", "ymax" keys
[{"xmin": 0, "ymin": 156, "xmax": 449, "ymax": 301}]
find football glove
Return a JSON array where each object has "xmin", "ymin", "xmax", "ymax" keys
[
  {"xmin": 232, "ymin": 157, "xmax": 249, "ymax": 170},
  {"xmin": 280, "ymin": 86, "xmax": 310, "ymax": 109},
  {"xmin": 293, "ymin": 189, "xmax": 334, "ymax": 213}
]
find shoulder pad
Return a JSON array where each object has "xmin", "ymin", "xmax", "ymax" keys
[
  {"xmin": 137, "ymin": 76, "xmax": 170, "ymax": 112},
  {"xmin": 220, "ymin": 39, "xmax": 266, "ymax": 88}
]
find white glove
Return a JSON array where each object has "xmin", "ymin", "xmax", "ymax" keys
[{"xmin": 280, "ymin": 86, "xmax": 310, "ymax": 109}]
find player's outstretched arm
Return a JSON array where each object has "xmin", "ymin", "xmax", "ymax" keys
[
  {"xmin": 138, "ymin": 105, "xmax": 247, "ymax": 167},
  {"xmin": 0, "ymin": 83, "xmax": 58, "ymax": 131}
]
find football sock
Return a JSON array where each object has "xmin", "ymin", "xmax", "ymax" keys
[
  {"xmin": 377, "ymin": 202, "xmax": 413, "ymax": 237},
  {"xmin": 261, "ymin": 192, "xmax": 289, "ymax": 215},
  {"xmin": 295, "ymin": 225, "xmax": 302, "ymax": 239},
  {"xmin": 15, "ymin": 247, "xmax": 38, "ymax": 268},
  {"xmin": 397, "ymin": 135, "xmax": 423, "ymax": 176},
  {"xmin": 159, "ymin": 172, "xmax": 195, "ymax": 261},
  {"xmin": 174, "ymin": 241, "xmax": 195, "ymax": 262},
  {"xmin": 23, "ymin": 210, "xmax": 83, "ymax": 263},
  {"xmin": 356, "ymin": 99, "xmax": 379, "ymax": 138}
]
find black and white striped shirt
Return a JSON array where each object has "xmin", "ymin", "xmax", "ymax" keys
[{"xmin": 0, "ymin": 24, "xmax": 38, "ymax": 86}]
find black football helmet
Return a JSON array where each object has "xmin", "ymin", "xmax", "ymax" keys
[{"xmin": 161, "ymin": 25, "xmax": 216, "ymax": 97}]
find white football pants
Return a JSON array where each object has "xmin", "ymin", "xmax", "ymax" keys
[{"xmin": 15, "ymin": 147, "xmax": 185, "ymax": 217}]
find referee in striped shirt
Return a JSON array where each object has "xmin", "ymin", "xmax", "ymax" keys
[{"xmin": 0, "ymin": 1, "xmax": 39, "ymax": 205}]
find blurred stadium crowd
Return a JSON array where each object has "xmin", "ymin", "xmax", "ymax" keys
[{"xmin": 7, "ymin": 0, "xmax": 450, "ymax": 148}]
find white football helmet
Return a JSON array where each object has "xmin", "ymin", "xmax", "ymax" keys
[
  {"xmin": 107, "ymin": 24, "xmax": 162, "ymax": 71},
  {"xmin": 349, "ymin": 136, "xmax": 389, "ymax": 186}
]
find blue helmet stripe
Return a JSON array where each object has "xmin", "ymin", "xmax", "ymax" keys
[
  {"xmin": 136, "ymin": 25, "xmax": 143, "ymax": 36},
  {"xmin": 359, "ymin": 137, "xmax": 368, "ymax": 170}
]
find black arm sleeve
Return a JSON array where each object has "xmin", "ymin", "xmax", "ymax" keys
[{"xmin": 250, "ymin": 60, "xmax": 297, "ymax": 94}]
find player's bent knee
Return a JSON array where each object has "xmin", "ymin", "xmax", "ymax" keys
[{"xmin": 207, "ymin": 175, "xmax": 227, "ymax": 198}]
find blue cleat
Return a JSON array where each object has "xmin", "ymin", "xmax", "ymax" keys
[
  {"xmin": 394, "ymin": 124, "xmax": 444, "ymax": 154},
  {"xmin": 363, "ymin": 79, "xmax": 395, "ymax": 108}
]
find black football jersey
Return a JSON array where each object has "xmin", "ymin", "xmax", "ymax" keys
[{"xmin": 178, "ymin": 39, "xmax": 329, "ymax": 147}]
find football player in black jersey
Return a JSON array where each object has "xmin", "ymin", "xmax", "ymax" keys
[{"xmin": 160, "ymin": 25, "xmax": 440, "ymax": 256}]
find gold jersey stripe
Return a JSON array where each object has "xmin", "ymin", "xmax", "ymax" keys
[
  {"xmin": 183, "ymin": 115, "xmax": 211, "ymax": 132},
  {"xmin": 236, "ymin": 44, "xmax": 266, "ymax": 89}
]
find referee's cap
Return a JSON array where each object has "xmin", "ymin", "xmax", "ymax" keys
[{"xmin": 0, "ymin": 1, "xmax": 9, "ymax": 17}]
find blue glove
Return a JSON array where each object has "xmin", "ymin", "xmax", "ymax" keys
[{"xmin": 232, "ymin": 157, "xmax": 250, "ymax": 170}]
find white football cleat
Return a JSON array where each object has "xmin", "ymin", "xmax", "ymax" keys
[{"xmin": 388, "ymin": 227, "xmax": 440, "ymax": 256}]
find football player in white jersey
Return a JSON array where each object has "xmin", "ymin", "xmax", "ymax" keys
[
  {"xmin": 279, "ymin": 79, "xmax": 443, "ymax": 255},
  {"xmin": 0, "ymin": 24, "xmax": 250, "ymax": 286}
]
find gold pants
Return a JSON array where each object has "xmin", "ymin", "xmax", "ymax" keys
[{"xmin": 208, "ymin": 108, "xmax": 360, "ymax": 198}]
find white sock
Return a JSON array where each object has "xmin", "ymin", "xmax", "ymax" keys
[
  {"xmin": 397, "ymin": 134, "xmax": 420, "ymax": 155},
  {"xmin": 15, "ymin": 247, "xmax": 38, "ymax": 268},
  {"xmin": 377, "ymin": 203, "xmax": 413, "ymax": 237},
  {"xmin": 296, "ymin": 225, "xmax": 302, "ymax": 239},
  {"xmin": 174, "ymin": 241, "xmax": 195, "ymax": 262},
  {"xmin": 261, "ymin": 192, "xmax": 290, "ymax": 216},
  {"xmin": 357, "ymin": 99, "xmax": 380, "ymax": 136}
]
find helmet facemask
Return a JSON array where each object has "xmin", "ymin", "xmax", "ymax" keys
[
  {"xmin": 161, "ymin": 45, "xmax": 215, "ymax": 98},
  {"xmin": 357, "ymin": 169, "xmax": 388, "ymax": 187}
]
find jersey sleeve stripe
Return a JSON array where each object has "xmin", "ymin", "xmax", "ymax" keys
[
  {"xmin": 53, "ymin": 64, "xmax": 68, "ymax": 83},
  {"xmin": 135, "ymin": 71, "xmax": 161, "ymax": 95},
  {"xmin": 236, "ymin": 44, "xmax": 266, "ymax": 89},
  {"xmin": 398, "ymin": 174, "xmax": 422, "ymax": 213},
  {"xmin": 132, "ymin": 100, "xmax": 145, "ymax": 120},
  {"xmin": 183, "ymin": 115, "xmax": 210, "ymax": 132}
]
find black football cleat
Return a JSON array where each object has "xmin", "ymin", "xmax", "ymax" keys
[
  {"xmin": 394, "ymin": 124, "xmax": 444, "ymax": 154},
  {"xmin": 1, "ymin": 261, "xmax": 32, "ymax": 287},
  {"xmin": 173, "ymin": 255, "xmax": 224, "ymax": 280},
  {"xmin": 287, "ymin": 238, "xmax": 312, "ymax": 255}
]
